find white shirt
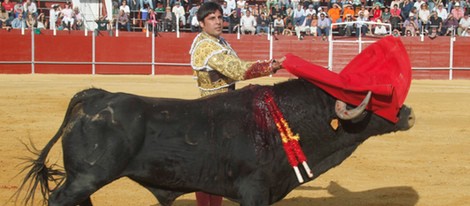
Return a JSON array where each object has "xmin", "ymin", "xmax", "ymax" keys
[
  {"xmin": 225, "ymin": 0, "xmax": 236, "ymax": 11},
  {"xmin": 119, "ymin": 5, "xmax": 130, "ymax": 14},
  {"xmin": 435, "ymin": 8, "xmax": 448, "ymax": 21},
  {"xmin": 240, "ymin": 14, "xmax": 256, "ymax": 27},
  {"xmin": 172, "ymin": 5, "xmax": 185, "ymax": 18}
]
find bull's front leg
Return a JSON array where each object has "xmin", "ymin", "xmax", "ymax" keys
[{"xmin": 236, "ymin": 176, "xmax": 270, "ymax": 206}]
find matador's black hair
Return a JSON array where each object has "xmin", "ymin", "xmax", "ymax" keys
[{"xmin": 197, "ymin": 1, "xmax": 223, "ymax": 22}]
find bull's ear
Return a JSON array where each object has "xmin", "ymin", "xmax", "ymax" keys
[{"xmin": 335, "ymin": 91, "xmax": 372, "ymax": 120}]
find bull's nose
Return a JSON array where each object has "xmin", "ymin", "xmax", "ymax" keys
[{"xmin": 407, "ymin": 108, "xmax": 415, "ymax": 128}]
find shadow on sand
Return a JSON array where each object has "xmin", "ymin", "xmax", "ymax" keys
[{"xmin": 156, "ymin": 181, "xmax": 419, "ymax": 206}]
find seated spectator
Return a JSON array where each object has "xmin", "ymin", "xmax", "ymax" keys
[
  {"xmin": 73, "ymin": 6, "xmax": 84, "ymax": 30},
  {"xmin": 292, "ymin": 4, "xmax": 305, "ymax": 26},
  {"xmin": 327, "ymin": 3, "xmax": 341, "ymax": 24},
  {"xmin": 256, "ymin": 12, "xmax": 270, "ymax": 35},
  {"xmin": 381, "ymin": 7, "xmax": 391, "ymax": 23},
  {"xmin": 162, "ymin": 6, "xmax": 176, "ymax": 32},
  {"xmin": 442, "ymin": 13, "xmax": 459, "ymax": 35},
  {"xmin": 10, "ymin": 12, "xmax": 24, "ymax": 29},
  {"xmin": 228, "ymin": 11, "xmax": 240, "ymax": 33},
  {"xmin": 374, "ymin": 19, "xmax": 388, "ymax": 35},
  {"xmin": 23, "ymin": 0, "xmax": 37, "ymax": 17},
  {"xmin": 240, "ymin": 10, "xmax": 256, "ymax": 35},
  {"xmin": 342, "ymin": 4, "xmax": 355, "ymax": 22},
  {"xmin": 356, "ymin": 11, "xmax": 369, "ymax": 36},
  {"xmin": 451, "ymin": 3, "xmax": 464, "ymax": 20},
  {"xmin": 48, "ymin": 4, "xmax": 60, "ymax": 30},
  {"xmin": 273, "ymin": 15, "xmax": 285, "ymax": 34},
  {"xmin": 25, "ymin": 12, "xmax": 35, "ymax": 28},
  {"xmin": 0, "ymin": 6, "xmax": 10, "ymax": 28},
  {"xmin": 147, "ymin": 9, "xmax": 158, "ymax": 33},
  {"xmin": 403, "ymin": 13, "xmax": 420, "ymax": 36},
  {"xmin": 1, "ymin": 0, "xmax": 14, "ymax": 16},
  {"xmin": 190, "ymin": 15, "xmax": 200, "ymax": 32},
  {"xmin": 342, "ymin": 14, "xmax": 355, "ymax": 36},
  {"xmin": 458, "ymin": 12, "xmax": 469, "ymax": 36},
  {"xmin": 370, "ymin": 3, "xmax": 382, "ymax": 22},
  {"xmin": 317, "ymin": 13, "xmax": 331, "ymax": 40},
  {"xmin": 418, "ymin": 3, "xmax": 430, "ymax": 33},
  {"xmin": 36, "ymin": 13, "xmax": 46, "ymax": 29},
  {"xmin": 95, "ymin": 15, "xmax": 112, "ymax": 35},
  {"xmin": 172, "ymin": 1, "xmax": 185, "ymax": 28},
  {"xmin": 60, "ymin": 2, "xmax": 74, "ymax": 30},
  {"xmin": 222, "ymin": 1, "xmax": 231, "ymax": 22},
  {"xmin": 295, "ymin": 13, "xmax": 313, "ymax": 39},
  {"xmin": 117, "ymin": 9, "xmax": 131, "ymax": 31},
  {"xmin": 390, "ymin": 4, "xmax": 402, "ymax": 31},
  {"xmin": 428, "ymin": 11, "xmax": 442, "ymax": 38},
  {"xmin": 13, "ymin": 0, "xmax": 23, "ymax": 18}
]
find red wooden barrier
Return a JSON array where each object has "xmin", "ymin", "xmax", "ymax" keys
[{"xmin": 1, "ymin": 29, "xmax": 469, "ymax": 79}]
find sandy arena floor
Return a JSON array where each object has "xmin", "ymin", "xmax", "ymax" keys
[{"xmin": 0, "ymin": 74, "xmax": 469, "ymax": 206}]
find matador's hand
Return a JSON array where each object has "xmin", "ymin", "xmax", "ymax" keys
[{"xmin": 272, "ymin": 56, "xmax": 286, "ymax": 73}]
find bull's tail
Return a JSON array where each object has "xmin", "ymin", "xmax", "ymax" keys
[{"xmin": 12, "ymin": 88, "xmax": 106, "ymax": 206}]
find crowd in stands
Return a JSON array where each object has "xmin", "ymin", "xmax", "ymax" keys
[{"xmin": 0, "ymin": 0, "xmax": 469, "ymax": 38}]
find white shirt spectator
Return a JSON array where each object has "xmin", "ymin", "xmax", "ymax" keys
[
  {"xmin": 23, "ymin": 0, "xmax": 37, "ymax": 15},
  {"xmin": 293, "ymin": 7, "xmax": 305, "ymax": 18},
  {"xmin": 413, "ymin": 0, "xmax": 424, "ymax": 11},
  {"xmin": 225, "ymin": 0, "xmax": 236, "ymax": 11},
  {"xmin": 172, "ymin": 3, "xmax": 186, "ymax": 25},
  {"xmin": 119, "ymin": 4, "xmax": 130, "ymax": 14},
  {"xmin": 305, "ymin": 7, "xmax": 316, "ymax": 16},
  {"xmin": 435, "ymin": 6, "xmax": 448, "ymax": 20},
  {"xmin": 240, "ymin": 12, "xmax": 256, "ymax": 34}
]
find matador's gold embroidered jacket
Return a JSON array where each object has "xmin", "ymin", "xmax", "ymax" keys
[{"xmin": 189, "ymin": 32, "xmax": 274, "ymax": 97}]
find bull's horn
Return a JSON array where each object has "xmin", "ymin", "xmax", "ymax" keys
[{"xmin": 335, "ymin": 91, "xmax": 372, "ymax": 120}]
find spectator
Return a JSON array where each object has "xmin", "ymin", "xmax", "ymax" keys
[
  {"xmin": 316, "ymin": 6, "xmax": 326, "ymax": 18},
  {"xmin": 310, "ymin": 14, "xmax": 318, "ymax": 36},
  {"xmin": 266, "ymin": 0, "xmax": 277, "ymax": 11},
  {"xmin": 226, "ymin": 0, "xmax": 236, "ymax": 11},
  {"xmin": 443, "ymin": 13, "xmax": 459, "ymax": 35},
  {"xmin": 240, "ymin": 10, "xmax": 256, "ymax": 34},
  {"xmin": 147, "ymin": 8, "xmax": 158, "ymax": 33},
  {"xmin": 293, "ymin": 4, "xmax": 305, "ymax": 26},
  {"xmin": 458, "ymin": 12, "xmax": 469, "ymax": 36},
  {"xmin": 117, "ymin": 9, "xmax": 131, "ymax": 31},
  {"xmin": 390, "ymin": 0, "xmax": 401, "ymax": 9},
  {"xmin": 0, "ymin": 6, "xmax": 10, "ymax": 28},
  {"xmin": 374, "ymin": 19, "xmax": 388, "ymax": 35},
  {"xmin": 295, "ymin": 13, "xmax": 312, "ymax": 39},
  {"xmin": 10, "ymin": 12, "xmax": 25, "ymax": 29},
  {"xmin": 129, "ymin": 0, "xmax": 140, "ymax": 19},
  {"xmin": 163, "ymin": 6, "xmax": 176, "ymax": 31},
  {"xmin": 273, "ymin": 15, "xmax": 284, "ymax": 34},
  {"xmin": 342, "ymin": 13, "xmax": 355, "ymax": 36},
  {"xmin": 172, "ymin": 1, "xmax": 186, "ymax": 28},
  {"xmin": 370, "ymin": 3, "xmax": 382, "ymax": 22},
  {"xmin": 451, "ymin": 3, "xmax": 464, "ymax": 20},
  {"xmin": 400, "ymin": 0, "xmax": 414, "ymax": 20},
  {"xmin": 382, "ymin": 7, "xmax": 391, "ymax": 23},
  {"xmin": 356, "ymin": 11, "xmax": 369, "ymax": 36},
  {"xmin": 1, "ymin": 0, "xmax": 14, "ymax": 17},
  {"xmin": 228, "ymin": 11, "xmax": 240, "ymax": 33},
  {"xmin": 256, "ymin": 12, "xmax": 270, "ymax": 34},
  {"xmin": 435, "ymin": 3, "xmax": 448, "ymax": 21},
  {"xmin": 352, "ymin": 0, "xmax": 362, "ymax": 11},
  {"xmin": 342, "ymin": 4, "xmax": 355, "ymax": 22},
  {"xmin": 428, "ymin": 11, "xmax": 442, "ymax": 38},
  {"xmin": 188, "ymin": 3, "xmax": 200, "ymax": 29},
  {"xmin": 95, "ymin": 15, "xmax": 112, "ymax": 35},
  {"xmin": 305, "ymin": 4, "xmax": 316, "ymax": 16},
  {"xmin": 317, "ymin": 13, "xmax": 331, "ymax": 40},
  {"xmin": 13, "ymin": 0, "xmax": 23, "ymax": 18},
  {"xmin": 418, "ymin": 3, "xmax": 430, "ymax": 33},
  {"xmin": 413, "ymin": 0, "xmax": 425, "ymax": 11},
  {"xmin": 222, "ymin": 1, "xmax": 231, "ymax": 22},
  {"xmin": 73, "ymin": 6, "xmax": 84, "ymax": 30},
  {"xmin": 403, "ymin": 13, "xmax": 420, "ymax": 36},
  {"xmin": 119, "ymin": 0, "xmax": 130, "ymax": 15},
  {"xmin": 49, "ymin": 4, "xmax": 60, "ymax": 30},
  {"xmin": 60, "ymin": 2, "xmax": 74, "ymax": 30},
  {"xmin": 357, "ymin": 4, "xmax": 369, "ymax": 17},
  {"xmin": 36, "ymin": 13, "xmax": 46, "ymax": 29},
  {"xmin": 271, "ymin": 4, "xmax": 283, "ymax": 19},
  {"xmin": 25, "ymin": 12, "xmax": 35, "ymax": 28},
  {"xmin": 23, "ymin": 0, "xmax": 37, "ymax": 17},
  {"xmin": 284, "ymin": 7, "xmax": 294, "ymax": 30}
]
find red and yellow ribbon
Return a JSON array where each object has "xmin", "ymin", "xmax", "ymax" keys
[{"xmin": 263, "ymin": 92, "xmax": 313, "ymax": 183}]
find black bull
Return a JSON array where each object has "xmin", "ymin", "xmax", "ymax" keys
[{"xmin": 17, "ymin": 78, "xmax": 415, "ymax": 206}]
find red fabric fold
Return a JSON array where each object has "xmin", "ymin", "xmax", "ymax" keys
[{"xmin": 282, "ymin": 36, "xmax": 411, "ymax": 123}]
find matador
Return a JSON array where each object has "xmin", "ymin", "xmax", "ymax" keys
[{"xmin": 189, "ymin": 32, "xmax": 278, "ymax": 96}]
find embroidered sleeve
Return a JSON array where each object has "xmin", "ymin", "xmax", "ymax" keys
[{"xmin": 207, "ymin": 51, "xmax": 274, "ymax": 81}]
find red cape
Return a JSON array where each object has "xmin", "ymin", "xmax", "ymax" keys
[{"xmin": 282, "ymin": 36, "xmax": 411, "ymax": 123}]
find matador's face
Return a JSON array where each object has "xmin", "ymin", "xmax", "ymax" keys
[{"xmin": 200, "ymin": 10, "xmax": 223, "ymax": 38}]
